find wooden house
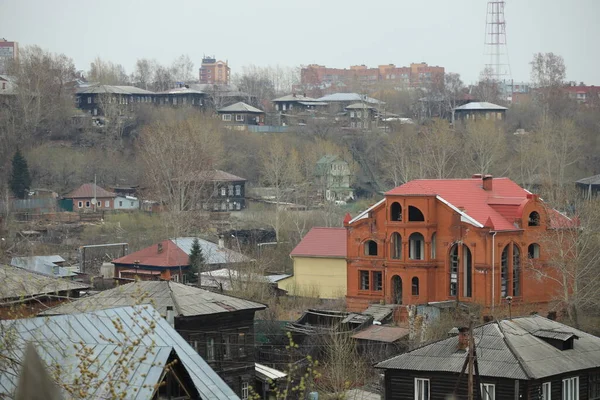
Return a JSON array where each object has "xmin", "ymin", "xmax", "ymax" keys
[
  {"xmin": 218, "ymin": 102, "xmax": 265, "ymax": 126},
  {"xmin": 41, "ymin": 280, "xmax": 266, "ymax": 399},
  {"xmin": 377, "ymin": 315, "xmax": 600, "ymax": 400}
]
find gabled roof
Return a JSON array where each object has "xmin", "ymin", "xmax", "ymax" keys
[
  {"xmin": 316, "ymin": 154, "xmax": 342, "ymax": 164},
  {"xmin": 272, "ymin": 94, "xmax": 318, "ymax": 102},
  {"xmin": 0, "ymin": 264, "xmax": 88, "ymax": 301},
  {"xmin": 290, "ymin": 227, "xmax": 347, "ymax": 258},
  {"xmin": 184, "ymin": 169, "xmax": 247, "ymax": 182},
  {"xmin": 10, "ymin": 255, "xmax": 75, "ymax": 278},
  {"xmin": 112, "ymin": 237, "xmax": 251, "ymax": 268},
  {"xmin": 376, "ymin": 315, "xmax": 600, "ymax": 380},
  {"xmin": 0, "ymin": 305, "xmax": 239, "ymax": 399},
  {"xmin": 155, "ymin": 87, "xmax": 204, "ymax": 95},
  {"xmin": 454, "ymin": 101, "xmax": 507, "ymax": 111},
  {"xmin": 218, "ymin": 101, "xmax": 264, "ymax": 113},
  {"xmin": 317, "ymin": 93, "xmax": 384, "ymax": 104},
  {"xmin": 65, "ymin": 183, "xmax": 116, "ymax": 199},
  {"xmin": 41, "ymin": 280, "xmax": 265, "ymax": 317},
  {"xmin": 113, "ymin": 85, "xmax": 155, "ymax": 95},
  {"xmin": 200, "ymin": 268, "xmax": 290, "ymax": 291},
  {"xmin": 76, "ymin": 84, "xmax": 132, "ymax": 95},
  {"xmin": 576, "ymin": 174, "xmax": 600, "ymax": 186},
  {"xmin": 384, "ymin": 177, "xmax": 571, "ymax": 231}
]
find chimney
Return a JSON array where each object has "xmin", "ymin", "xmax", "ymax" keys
[
  {"xmin": 482, "ymin": 175, "xmax": 493, "ymax": 191},
  {"xmin": 458, "ymin": 327, "xmax": 470, "ymax": 350},
  {"xmin": 166, "ymin": 305, "xmax": 175, "ymax": 327},
  {"xmin": 471, "ymin": 173, "xmax": 483, "ymax": 179},
  {"xmin": 157, "ymin": 243, "xmax": 163, "ymax": 253},
  {"xmin": 218, "ymin": 236, "xmax": 225, "ymax": 248}
]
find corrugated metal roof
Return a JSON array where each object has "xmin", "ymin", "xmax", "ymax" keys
[
  {"xmin": 11, "ymin": 256, "xmax": 75, "ymax": 278},
  {"xmin": 377, "ymin": 315, "xmax": 600, "ymax": 380},
  {"xmin": 0, "ymin": 264, "xmax": 88, "ymax": 301},
  {"xmin": 113, "ymin": 85, "xmax": 155, "ymax": 95},
  {"xmin": 0, "ymin": 305, "xmax": 239, "ymax": 399},
  {"xmin": 173, "ymin": 237, "xmax": 251, "ymax": 265},
  {"xmin": 218, "ymin": 102, "xmax": 264, "ymax": 113},
  {"xmin": 200, "ymin": 268, "xmax": 290, "ymax": 291},
  {"xmin": 454, "ymin": 101, "xmax": 507, "ymax": 111},
  {"xmin": 40, "ymin": 280, "xmax": 265, "ymax": 317},
  {"xmin": 255, "ymin": 363, "xmax": 287, "ymax": 381},
  {"xmin": 272, "ymin": 94, "xmax": 318, "ymax": 102},
  {"xmin": 576, "ymin": 174, "xmax": 600, "ymax": 185},
  {"xmin": 533, "ymin": 329, "xmax": 578, "ymax": 341},
  {"xmin": 352, "ymin": 325, "xmax": 409, "ymax": 343}
]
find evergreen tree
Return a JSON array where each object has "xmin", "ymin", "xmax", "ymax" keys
[
  {"xmin": 187, "ymin": 238, "xmax": 205, "ymax": 285},
  {"xmin": 9, "ymin": 149, "xmax": 32, "ymax": 199}
]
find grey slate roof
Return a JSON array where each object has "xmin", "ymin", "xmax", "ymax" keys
[
  {"xmin": 376, "ymin": 315, "xmax": 600, "ymax": 380},
  {"xmin": 453, "ymin": 101, "xmax": 508, "ymax": 111},
  {"xmin": 0, "ymin": 305, "xmax": 239, "ymax": 400},
  {"xmin": 317, "ymin": 93, "xmax": 384, "ymax": 104},
  {"xmin": 272, "ymin": 94, "xmax": 318, "ymax": 102},
  {"xmin": 218, "ymin": 101, "xmax": 264, "ymax": 113},
  {"xmin": 173, "ymin": 237, "xmax": 252, "ymax": 265},
  {"xmin": 40, "ymin": 280, "xmax": 265, "ymax": 317},
  {"xmin": 0, "ymin": 264, "xmax": 88, "ymax": 301},
  {"xmin": 10, "ymin": 256, "xmax": 76, "ymax": 278}
]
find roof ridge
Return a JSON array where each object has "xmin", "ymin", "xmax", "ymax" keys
[
  {"xmin": 167, "ymin": 281, "xmax": 183, "ymax": 315},
  {"xmin": 496, "ymin": 320, "xmax": 535, "ymax": 379}
]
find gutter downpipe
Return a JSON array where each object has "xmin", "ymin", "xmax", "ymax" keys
[{"xmin": 491, "ymin": 231, "xmax": 497, "ymax": 311}]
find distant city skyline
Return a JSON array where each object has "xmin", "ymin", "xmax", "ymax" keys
[{"xmin": 1, "ymin": 0, "xmax": 598, "ymax": 85}]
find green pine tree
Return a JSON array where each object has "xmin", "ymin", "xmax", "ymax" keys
[
  {"xmin": 187, "ymin": 238, "xmax": 205, "ymax": 285},
  {"xmin": 9, "ymin": 149, "xmax": 32, "ymax": 199}
]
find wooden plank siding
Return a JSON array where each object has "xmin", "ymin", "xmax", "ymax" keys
[
  {"xmin": 384, "ymin": 368, "xmax": 600, "ymax": 400},
  {"xmin": 175, "ymin": 309, "xmax": 258, "ymax": 397}
]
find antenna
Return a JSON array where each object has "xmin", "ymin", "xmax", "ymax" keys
[{"xmin": 484, "ymin": 1, "xmax": 511, "ymax": 82}]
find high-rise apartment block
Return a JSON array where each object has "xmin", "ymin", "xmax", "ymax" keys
[{"xmin": 199, "ymin": 56, "xmax": 230, "ymax": 85}]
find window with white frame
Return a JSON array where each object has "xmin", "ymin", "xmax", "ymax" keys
[
  {"xmin": 480, "ymin": 383, "xmax": 495, "ymax": 400},
  {"xmin": 563, "ymin": 377, "xmax": 579, "ymax": 400},
  {"xmin": 221, "ymin": 202, "xmax": 226, "ymax": 210},
  {"xmin": 221, "ymin": 187, "xmax": 226, "ymax": 196},
  {"xmin": 119, "ymin": 201, "xmax": 123, "ymax": 207},
  {"xmin": 85, "ymin": 201, "xmax": 90, "ymax": 208},
  {"xmin": 541, "ymin": 382, "xmax": 551, "ymax": 400},
  {"xmin": 235, "ymin": 185, "xmax": 241, "ymax": 195},
  {"xmin": 241, "ymin": 382, "xmax": 249, "ymax": 400},
  {"xmin": 235, "ymin": 114, "xmax": 244, "ymax": 122},
  {"xmin": 78, "ymin": 201, "xmax": 83, "ymax": 208},
  {"xmin": 105, "ymin": 200, "xmax": 109, "ymax": 207},
  {"xmin": 414, "ymin": 378, "xmax": 429, "ymax": 400},
  {"xmin": 228, "ymin": 185, "xmax": 234, "ymax": 196},
  {"xmin": 222, "ymin": 114, "xmax": 232, "ymax": 121},
  {"xmin": 235, "ymin": 202, "xmax": 241, "ymax": 210},
  {"xmin": 97, "ymin": 201, "xmax": 101, "ymax": 207},
  {"xmin": 350, "ymin": 111, "xmax": 355, "ymax": 118},
  {"xmin": 88, "ymin": 96, "xmax": 92, "ymax": 104},
  {"xmin": 206, "ymin": 338, "xmax": 215, "ymax": 361}
]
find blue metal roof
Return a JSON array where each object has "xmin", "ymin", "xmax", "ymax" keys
[{"xmin": 0, "ymin": 305, "xmax": 239, "ymax": 400}]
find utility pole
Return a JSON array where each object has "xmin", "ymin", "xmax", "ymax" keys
[{"xmin": 467, "ymin": 319, "xmax": 474, "ymax": 400}]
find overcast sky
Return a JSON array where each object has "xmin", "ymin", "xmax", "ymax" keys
[{"xmin": 2, "ymin": 0, "xmax": 598, "ymax": 85}]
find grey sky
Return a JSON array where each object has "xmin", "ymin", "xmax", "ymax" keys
[{"xmin": 2, "ymin": 0, "xmax": 598, "ymax": 85}]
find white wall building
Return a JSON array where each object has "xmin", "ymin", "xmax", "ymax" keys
[{"xmin": 114, "ymin": 195, "xmax": 139, "ymax": 210}]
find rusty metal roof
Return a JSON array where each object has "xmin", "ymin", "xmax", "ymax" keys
[{"xmin": 352, "ymin": 325, "xmax": 409, "ymax": 343}]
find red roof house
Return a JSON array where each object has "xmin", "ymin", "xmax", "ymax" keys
[
  {"xmin": 280, "ymin": 227, "xmax": 348, "ymax": 299},
  {"xmin": 346, "ymin": 175, "xmax": 574, "ymax": 313}
]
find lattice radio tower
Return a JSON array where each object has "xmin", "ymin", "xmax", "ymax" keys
[{"xmin": 484, "ymin": 0, "xmax": 511, "ymax": 82}]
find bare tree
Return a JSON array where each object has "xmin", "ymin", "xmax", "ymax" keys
[
  {"xmin": 171, "ymin": 54, "xmax": 195, "ymax": 83},
  {"xmin": 133, "ymin": 58, "xmax": 156, "ymax": 90},
  {"xmin": 381, "ymin": 124, "xmax": 427, "ymax": 186},
  {"xmin": 88, "ymin": 57, "xmax": 129, "ymax": 85},
  {"xmin": 421, "ymin": 119, "xmax": 461, "ymax": 179},
  {"xmin": 462, "ymin": 119, "xmax": 507, "ymax": 176},
  {"xmin": 530, "ymin": 52, "xmax": 568, "ymax": 117},
  {"xmin": 472, "ymin": 67, "xmax": 501, "ymax": 103}
]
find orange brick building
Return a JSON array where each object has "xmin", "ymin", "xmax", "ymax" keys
[{"xmin": 345, "ymin": 175, "xmax": 572, "ymax": 313}]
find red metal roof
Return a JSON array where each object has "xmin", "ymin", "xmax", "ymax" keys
[
  {"xmin": 113, "ymin": 240, "xmax": 189, "ymax": 268},
  {"xmin": 385, "ymin": 177, "xmax": 571, "ymax": 231},
  {"xmin": 66, "ymin": 183, "xmax": 116, "ymax": 199},
  {"xmin": 290, "ymin": 227, "xmax": 347, "ymax": 258}
]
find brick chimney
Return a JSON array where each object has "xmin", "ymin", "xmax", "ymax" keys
[
  {"xmin": 157, "ymin": 243, "xmax": 163, "ymax": 253},
  {"xmin": 482, "ymin": 175, "xmax": 493, "ymax": 191},
  {"xmin": 458, "ymin": 327, "xmax": 470, "ymax": 350},
  {"xmin": 472, "ymin": 173, "xmax": 483, "ymax": 179}
]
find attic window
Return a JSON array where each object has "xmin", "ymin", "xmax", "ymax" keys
[
  {"xmin": 528, "ymin": 211, "xmax": 541, "ymax": 226},
  {"xmin": 408, "ymin": 206, "xmax": 425, "ymax": 222},
  {"xmin": 534, "ymin": 330, "xmax": 578, "ymax": 350}
]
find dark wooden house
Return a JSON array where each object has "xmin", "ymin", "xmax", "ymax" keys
[
  {"xmin": 153, "ymin": 86, "xmax": 206, "ymax": 107},
  {"xmin": 218, "ymin": 102, "xmax": 265, "ymax": 126},
  {"xmin": 376, "ymin": 315, "xmax": 600, "ymax": 400},
  {"xmin": 41, "ymin": 280, "xmax": 266, "ymax": 399}
]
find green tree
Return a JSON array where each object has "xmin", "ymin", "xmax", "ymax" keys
[
  {"xmin": 188, "ymin": 238, "xmax": 205, "ymax": 285},
  {"xmin": 9, "ymin": 149, "xmax": 31, "ymax": 199}
]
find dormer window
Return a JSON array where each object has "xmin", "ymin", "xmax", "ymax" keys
[
  {"xmin": 533, "ymin": 330, "xmax": 578, "ymax": 350},
  {"xmin": 528, "ymin": 211, "xmax": 541, "ymax": 226}
]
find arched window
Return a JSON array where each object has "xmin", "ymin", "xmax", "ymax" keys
[
  {"xmin": 431, "ymin": 232, "xmax": 437, "ymax": 259},
  {"xmin": 392, "ymin": 275, "xmax": 402, "ymax": 304},
  {"xmin": 411, "ymin": 277, "xmax": 419, "ymax": 296},
  {"xmin": 449, "ymin": 245, "xmax": 458, "ymax": 296},
  {"xmin": 390, "ymin": 202, "xmax": 402, "ymax": 221},
  {"xmin": 408, "ymin": 206, "xmax": 425, "ymax": 222},
  {"xmin": 501, "ymin": 245, "xmax": 509, "ymax": 297},
  {"xmin": 528, "ymin": 211, "xmax": 540, "ymax": 226},
  {"xmin": 449, "ymin": 244, "xmax": 472, "ymax": 297},
  {"xmin": 528, "ymin": 243, "xmax": 540, "ymax": 259},
  {"xmin": 409, "ymin": 233, "xmax": 425, "ymax": 260},
  {"xmin": 513, "ymin": 244, "xmax": 521, "ymax": 296},
  {"xmin": 390, "ymin": 232, "xmax": 402, "ymax": 259},
  {"xmin": 364, "ymin": 240, "xmax": 378, "ymax": 256}
]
